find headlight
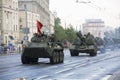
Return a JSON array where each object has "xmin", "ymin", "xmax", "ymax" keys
[{"xmin": 22, "ymin": 45, "xmax": 26, "ymax": 48}]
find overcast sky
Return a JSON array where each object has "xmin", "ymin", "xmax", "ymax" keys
[{"xmin": 49, "ymin": 0, "xmax": 120, "ymax": 29}]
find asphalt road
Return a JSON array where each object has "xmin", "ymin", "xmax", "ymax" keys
[{"xmin": 0, "ymin": 49, "xmax": 120, "ymax": 80}]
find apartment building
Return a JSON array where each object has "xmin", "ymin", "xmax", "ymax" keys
[
  {"xmin": 18, "ymin": 0, "xmax": 50, "ymax": 35},
  {"xmin": 0, "ymin": 0, "xmax": 19, "ymax": 44},
  {"xmin": 0, "ymin": 0, "xmax": 54, "ymax": 44},
  {"xmin": 49, "ymin": 11, "xmax": 55, "ymax": 34},
  {"xmin": 19, "ymin": 10, "xmax": 40, "ymax": 41},
  {"xmin": 82, "ymin": 19, "xmax": 105, "ymax": 38}
]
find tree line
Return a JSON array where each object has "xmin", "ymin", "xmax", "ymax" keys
[{"xmin": 54, "ymin": 17, "xmax": 76, "ymax": 43}]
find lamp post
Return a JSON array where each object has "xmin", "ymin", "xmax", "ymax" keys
[
  {"xmin": 23, "ymin": 4, "xmax": 29, "ymax": 41},
  {"xmin": 76, "ymin": 0, "xmax": 102, "ymax": 10},
  {"xmin": 76, "ymin": 0, "xmax": 91, "ymax": 3},
  {"xmin": 64, "ymin": 16, "xmax": 70, "ymax": 29}
]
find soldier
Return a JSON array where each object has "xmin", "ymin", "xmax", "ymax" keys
[
  {"xmin": 49, "ymin": 34, "xmax": 55, "ymax": 42},
  {"xmin": 76, "ymin": 31, "xmax": 86, "ymax": 46},
  {"xmin": 86, "ymin": 32, "xmax": 96, "ymax": 45}
]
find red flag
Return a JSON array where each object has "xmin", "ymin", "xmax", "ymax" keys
[{"xmin": 37, "ymin": 20, "xmax": 43, "ymax": 35}]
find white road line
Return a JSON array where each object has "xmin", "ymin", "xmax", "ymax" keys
[{"xmin": 101, "ymin": 75, "xmax": 112, "ymax": 80}]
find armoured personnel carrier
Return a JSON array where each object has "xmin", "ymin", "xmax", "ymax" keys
[
  {"xmin": 21, "ymin": 33, "xmax": 64, "ymax": 64},
  {"xmin": 70, "ymin": 32, "xmax": 97, "ymax": 56}
]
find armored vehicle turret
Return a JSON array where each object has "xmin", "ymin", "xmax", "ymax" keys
[
  {"xmin": 70, "ymin": 31, "xmax": 97, "ymax": 56},
  {"xmin": 21, "ymin": 33, "xmax": 64, "ymax": 64}
]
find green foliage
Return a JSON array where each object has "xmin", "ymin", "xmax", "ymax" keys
[
  {"xmin": 55, "ymin": 25, "xmax": 67, "ymax": 41},
  {"xmin": 54, "ymin": 17, "xmax": 76, "ymax": 42},
  {"xmin": 65, "ymin": 26, "xmax": 76, "ymax": 42},
  {"xmin": 54, "ymin": 17, "xmax": 67, "ymax": 41},
  {"xmin": 55, "ymin": 17, "xmax": 61, "ymax": 27}
]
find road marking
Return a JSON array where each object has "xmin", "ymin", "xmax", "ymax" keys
[
  {"xmin": 55, "ymin": 68, "xmax": 73, "ymax": 74},
  {"xmin": 12, "ymin": 77, "xmax": 26, "ymax": 80},
  {"xmin": 33, "ymin": 75, "xmax": 50, "ymax": 80},
  {"xmin": 101, "ymin": 75, "xmax": 111, "ymax": 80}
]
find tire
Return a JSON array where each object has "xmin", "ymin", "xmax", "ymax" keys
[
  {"xmin": 21, "ymin": 55, "xmax": 30, "ymax": 64},
  {"xmin": 70, "ymin": 51, "xmax": 79, "ymax": 56},
  {"xmin": 59, "ymin": 51, "xmax": 64, "ymax": 63},
  {"xmin": 74, "ymin": 52, "xmax": 79, "ymax": 56},
  {"xmin": 90, "ymin": 50, "xmax": 97, "ymax": 56},
  {"xmin": 50, "ymin": 51, "xmax": 57, "ymax": 64},
  {"xmin": 70, "ymin": 51, "xmax": 75, "ymax": 56},
  {"xmin": 30, "ymin": 58, "xmax": 38, "ymax": 64},
  {"xmin": 56, "ymin": 52, "xmax": 59, "ymax": 64}
]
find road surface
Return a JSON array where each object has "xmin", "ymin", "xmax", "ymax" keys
[{"xmin": 0, "ymin": 49, "xmax": 120, "ymax": 80}]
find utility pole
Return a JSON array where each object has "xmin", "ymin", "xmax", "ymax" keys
[
  {"xmin": 76, "ymin": 26, "xmax": 77, "ymax": 32},
  {"xmin": 24, "ymin": 4, "xmax": 28, "ymax": 33},
  {"xmin": 23, "ymin": 4, "xmax": 29, "ymax": 41}
]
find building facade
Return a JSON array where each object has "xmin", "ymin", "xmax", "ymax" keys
[
  {"xmin": 19, "ymin": 10, "xmax": 40, "ymax": 41},
  {"xmin": 82, "ymin": 19, "xmax": 105, "ymax": 38},
  {"xmin": 0, "ymin": 0, "xmax": 54, "ymax": 44},
  {"xmin": 49, "ymin": 11, "xmax": 55, "ymax": 34},
  {"xmin": 0, "ymin": 0, "xmax": 19, "ymax": 44},
  {"xmin": 18, "ymin": 0, "xmax": 50, "ymax": 34}
]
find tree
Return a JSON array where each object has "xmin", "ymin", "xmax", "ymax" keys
[
  {"xmin": 65, "ymin": 24, "xmax": 76, "ymax": 42},
  {"xmin": 54, "ymin": 17, "xmax": 67, "ymax": 41},
  {"xmin": 55, "ymin": 17, "xmax": 61, "ymax": 27},
  {"xmin": 54, "ymin": 17, "xmax": 76, "ymax": 42}
]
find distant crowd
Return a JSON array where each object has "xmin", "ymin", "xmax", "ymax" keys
[{"xmin": 0, "ymin": 42, "xmax": 22, "ymax": 55}]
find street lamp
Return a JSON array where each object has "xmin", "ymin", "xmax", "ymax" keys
[
  {"xmin": 22, "ymin": 4, "xmax": 29, "ymax": 41},
  {"xmin": 64, "ymin": 16, "xmax": 71, "ymax": 29},
  {"xmin": 76, "ymin": 0, "xmax": 91, "ymax": 3},
  {"xmin": 76, "ymin": 0, "xmax": 102, "ymax": 10}
]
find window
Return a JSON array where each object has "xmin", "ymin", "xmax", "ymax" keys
[
  {"xmin": 19, "ymin": 18, "xmax": 22, "ymax": 22},
  {"xmin": 20, "ymin": 25, "xmax": 23, "ymax": 30}
]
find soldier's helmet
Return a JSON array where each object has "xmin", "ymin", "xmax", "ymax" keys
[{"xmin": 87, "ymin": 32, "xmax": 90, "ymax": 35}]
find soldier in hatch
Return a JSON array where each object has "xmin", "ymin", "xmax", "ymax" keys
[
  {"xmin": 49, "ymin": 34, "xmax": 55, "ymax": 42},
  {"xmin": 86, "ymin": 32, "xmax": 96, "ymax": 45},
  {"xmin": 76, "ymin": 31, "xmax": 86, "ymax": 46}
]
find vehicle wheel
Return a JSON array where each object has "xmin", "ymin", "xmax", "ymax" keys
[
  {"xmin": 30, "ymin": 58, "xmax": 38, "ymax": 64},
  {"xmin": 56, "ymin": 52, "xmax": 59, "ymax": 64},
  {"xmin": 59, "ymin": 51, "xmax": 64, "ymax": 63},
  {"xmin": 70, "ymin": 51, "xmax": 78, "ymax": 56},
  {"xmin": 74, "ymin": 52, "xmax": 79, "ymax": 56},
  {"xmin": 90, "ymin": 50, "xmax": 97, "ymax": 56},
  {"xmin": 70, "ymin": 51, "xmax": 75, "ymax": 56},
  {"xmin": 21, "ymin": 55, "xmax": 30, "ymax": 64},
  {"xmin": 59, "ymin": 52, "xmax": 62, "ymax": 63},
  {"xmin": 50, "ymin": 51, "xmax": 57, "ymax": 64}
]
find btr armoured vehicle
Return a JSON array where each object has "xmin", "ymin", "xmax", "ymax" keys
[
  {"xmin": 70, "ymin": 32, "xmax": 97, "ymax": 56},
  {"xmin": 21, "ymin": 33, "xmax": 64, "ymax": 64}
]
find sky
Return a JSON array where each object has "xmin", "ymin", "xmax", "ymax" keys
[{"xmin": 49, "ymin": 0, "xmax": 120, "ymax": 29}]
